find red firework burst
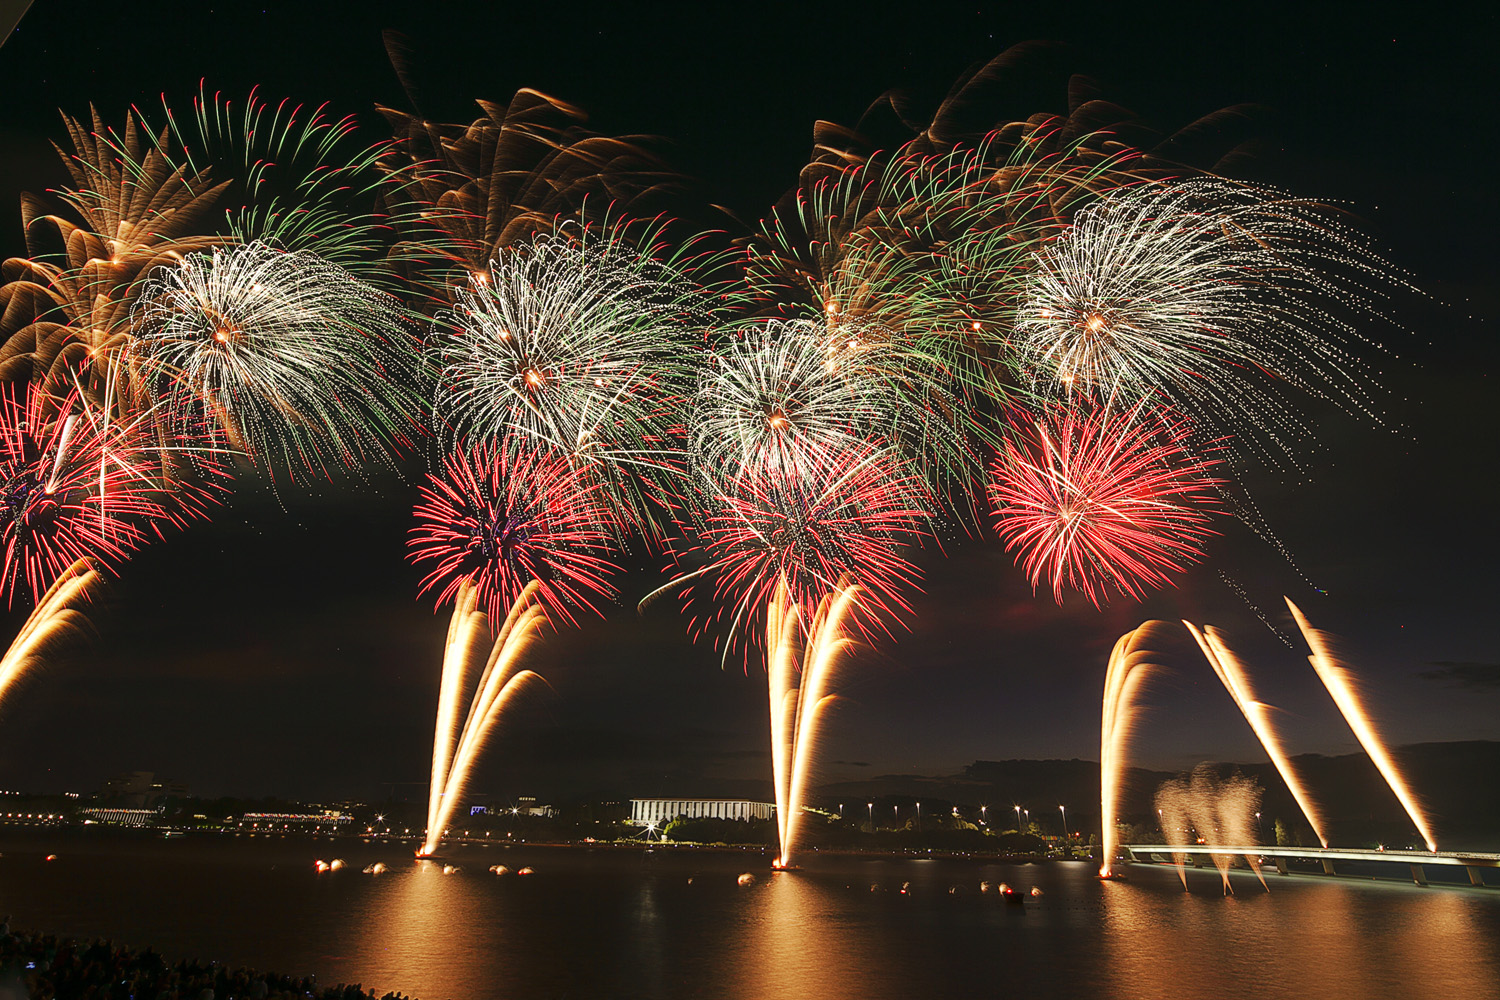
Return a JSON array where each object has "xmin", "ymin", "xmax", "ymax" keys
[
  {"xmin": 0, "ymin": 385, "xmax": 217, "ymax": 606},
  {"xmin": 988, "ymin": 403, "xmax": 1222, "ymax": 607},
  {"xmin": 679, "ymin": 442, "xmax": 931, "ymax": 642},
  {"xmin": 409, "ymin": 443, "xmax": 622, "ymax": 625}
]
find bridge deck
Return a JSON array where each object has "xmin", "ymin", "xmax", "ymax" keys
[{"xmin": 1123, "ymin": 844, "xmax": 1500, "ymax": 868}]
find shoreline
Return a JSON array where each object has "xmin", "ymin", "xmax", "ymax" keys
[{"xmin": 0, "ymin": 925, "xmax": 416, "ymax": 1000}]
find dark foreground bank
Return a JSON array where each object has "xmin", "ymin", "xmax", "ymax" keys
[{"xmin": 0, "ymin": 925, "xmax": 416, "ymax": 1000}]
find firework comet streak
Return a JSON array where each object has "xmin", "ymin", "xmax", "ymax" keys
[
  {"xmin": 0, "ymin": 560, "xmax": 98, "ymax": 714},
  {"xmin": 1098, "ymin": 621, "xmax": 1174, "ymax": 878},
  {"xmin": 767, "ymin": 578, "xmax": 861, "ymax": 869},
  {"xmin": 1183, "ymin": 620, "xmax": 1328, "ymax": 846},
  {"xmin": 420, "ymin": 580, "xmax": 548, "ymax": 858},
  {"xmin": 1286, "ymin": 598, "xmax": 1437, "ymax": 852}
]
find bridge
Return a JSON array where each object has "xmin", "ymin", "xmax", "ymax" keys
[{"xmin": 1122, "ymin": 844, "xmax": 1500, "ymax": 887}]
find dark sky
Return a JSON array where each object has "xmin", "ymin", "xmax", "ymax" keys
[{"xmin": 0, "ymin": 1, "xmax": 1494, "ymax": 805}]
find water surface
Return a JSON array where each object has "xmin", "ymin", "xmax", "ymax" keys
[{"xmin": 1, "ymin": 830, "xmax": 1496, "ymax": 999}]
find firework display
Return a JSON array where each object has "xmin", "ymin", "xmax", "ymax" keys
[
  {"xmin": 131, "ymin": 242, "xmax": 419, "ymax": 477},
  {"xmin": 409, "ymin": 443, "xmax": 621, "ymax": 626},
  {"xmin": 430, "ymin": 227, "xmax": 704, "ymax": 532},
  {"xmin": 988, "ymin": 402, "xmax": 1223, "ymax": 607},
  {"xmin": 691, "ymin": 319, "xmax": 907, "ymax": 485},
  {"xmin": 0, "ymin": 384, "xmax": 217, "ymax": 605},
  {"xmin": 676, "ymin": 441, "xmax": 931, "ymax": 644},
  {"xmin": 0, "ymin": 38, "xmax": 1426, "ymax": 876},
  {"xmin": 1013, "ymin": 178, "xmax": 1397, "ymax": 468}
]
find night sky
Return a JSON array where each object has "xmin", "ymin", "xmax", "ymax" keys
[{"xmin": 0, "ymin": 1, "xmax": 1494, "ymax": 805}]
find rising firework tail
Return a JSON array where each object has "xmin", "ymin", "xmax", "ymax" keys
[
  {"xmin": 1097, "ymin": 621, "xmax": 1174, "ymax": 878},
  {"xmin": 1183, "ymin": 620, "xmax": 1328, "ymax": 846},
  {"xmin": 1287, "ymin": 599, "xmax": 1437, "ymax": 852},
  {"xmin": 0, "ymin": 559, "xmax": 100, "ymax": 716},
  {"xmin": 421, "ymin": 579, "xmax": 550, "ymax": 857},
  {"xmin": 767, "ymin": 577, "xmax": 863, "ymax": 869},
  {"xmin": 669, "ymin": 440, "xmax": 930, "ymax": 659},
  {"xmin": 989, "ymin": 400, "xmax": 1223, "ymax": 607},
  {"xmin": 409, "ymin": 442, "xmax": 622, "ymax": 627},
  {"xmin": 1154, "ymin": 764, "xmax": 1266, "ymax": 894}
]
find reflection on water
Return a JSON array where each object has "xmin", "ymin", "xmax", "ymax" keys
[
  {"xmin": 1, "ymin": 833, "xmax": 1498, "ymax": 1000},
  {"xmin": 732, "ymin": 873, "xmax": 864, "ymax": 997}
]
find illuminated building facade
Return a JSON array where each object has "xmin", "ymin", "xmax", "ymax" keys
[{"xmin": 629, "ymin": 798, "xmax": 774, "ymax": 826}]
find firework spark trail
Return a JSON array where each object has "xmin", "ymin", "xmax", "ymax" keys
[
  {"xmin": 1154, "ymin": 765, "xmax": 1265, "ymax": 894},
  {"xmin": 1098, "ymin": 621, "xmax": 1174, "ymax": 878},
  {"xmin": 0, "ymin": 560, "xmax": 98, "ymax": 715},
  {"xmin": 408, "ymin": 443, "xmax": 621, "ymax": 626},
  {"xmin": 0, "ymin": 384, "xmax": 218, "ymax": 605},
  {"xmin": 421, "ymin": 580, "xmax": 548, "ymax": 858},
  {"xmin": 692, "ymin": 319, "xmax": 906, "ymax": 485},
  {"xmin": 131, "ymin": 242, "xmax": 419, "ymax": 478},
  {"xmin": 1286, "ymin": 598, "xmax": 1437, "ymax": 852},
  {"xmin": 1183, "ymin": 620, "xmax": 1328, "ymax": 846},
  {"xmin": 677, "ymin": 441, "xmax": 929, "ymax": 655},
  {"xmin": 1014, "ymin": 178, "xmax": 1403, "ymax": 472},
  {"xmin": 175, "ymin": 86, "xmax": 437, "ymax": 280},
  {"xmin": 990, "ymin": 402, "xmax": 1222, "ymax": 608},
  {"xmin": 432, "ymin": 227, "xmax": 705, "ymax": 535},
  {"xmin": 766, "ymin": 577, "xmax": 862, "ymax": 869},
  {"xmin": 767, "ymin": 583, "xmax": 799, "ymax": 856}
]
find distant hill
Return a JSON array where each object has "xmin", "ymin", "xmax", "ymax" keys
[{"xmin": 813, "ymin": 741, "xmax": 1500, "ymax": 852}]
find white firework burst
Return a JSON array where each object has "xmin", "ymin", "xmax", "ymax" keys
[
  {"xmin": 691, "ymin": 318, "xmax": 907, "ymax": 486},
  {"xmin": 430, "ymin": 228, "xmax": 707, "ymax": 532},
  {"xmin": 1012, "ymin": 178, "xmax": 1400, "ymax": 467},
  {"xmin": 130, "ymin": 242, "xmax": 419, "ymax": 475}
]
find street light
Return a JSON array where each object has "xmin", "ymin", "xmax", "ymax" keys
[
  {"xmin": 868, "ymin": 802, "xmax": 874, "ymax": 829},
  {"xmin": 981, "ymin": 806, "xmax": 987, "ymax": 825},
  {"xmin": 1014, "ymin": 805, "xmax": 1021, "ymax": 830},
  {"xmin": 1059, "ymin": 805, "xmax": 1068, "ymax": 840}
]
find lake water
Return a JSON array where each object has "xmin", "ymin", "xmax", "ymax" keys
[{"xmin": 2, "ymin": 829, "xmax": 1498, "ymax": 999}]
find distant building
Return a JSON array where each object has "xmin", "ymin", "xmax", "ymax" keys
[
  {"xmin": 629, "ymin": 798, "xmax": 774, "ymax": 826},
  {"xmin": 240, "ymin": 812, "xmax": 353, "ymax": 828},
  {"xmin": 82, "ymin": 808, "xmax": 157, "ymax": 827}
]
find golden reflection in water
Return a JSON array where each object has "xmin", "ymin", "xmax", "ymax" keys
[
  {"xmin": 348, "ymin": 860, "xmax": 531, "ymax": 999},
  {"xmin": 727, "ymin": 873, "xmax": 866, "ymax": 998},
  {"xmin": 1101, "ymin": 868, "xmax": 1500, "ymax": 1000}
]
